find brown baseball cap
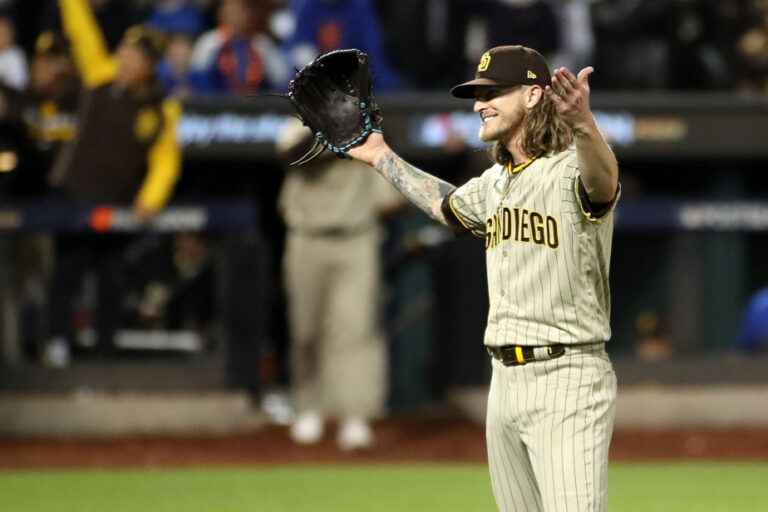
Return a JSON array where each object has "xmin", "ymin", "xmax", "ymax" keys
[
  {"xmin": 122, "ymin": 25, "xmax": 167, "ymax": 63},
  {"xmin": 35, "ymin": 31, "xmax": 69, "ymax": 57},
  {"xmin": 451, "ymin": 45, "xmax": 551, "ymax": 99}
]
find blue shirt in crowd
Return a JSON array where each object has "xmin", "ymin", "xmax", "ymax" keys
[
  {"xmin": 287, "ymin": 0, "xmax": 403, "ymax": 91},
  {"xmin": 149, "ymin": 2, "xmax": 204, "ymax": 36}
]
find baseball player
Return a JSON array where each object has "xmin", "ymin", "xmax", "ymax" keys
[
  {"xmin": 348, "ymin": 45, "xmax": 620, "ymax": 511},
  {"xmin": 277, "ymin": 118, "xmax": 402, "ymax": 450}
]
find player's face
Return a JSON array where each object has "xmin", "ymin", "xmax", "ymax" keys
[
  {"xmin": 32, "ymin": 54, "xmax": 70, "ymax": 94},
  {"xmin": 474, "ymin": 86, "xmax": 527, "ymax": 143},
  {"xmin": 115, "ymin": 43, "xmax": 153, "ymax": 88}
]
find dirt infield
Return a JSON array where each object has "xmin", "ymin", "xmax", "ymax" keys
[{"xmin": 2, "ymin": 415, "xmax": 768, "ymax": 469}]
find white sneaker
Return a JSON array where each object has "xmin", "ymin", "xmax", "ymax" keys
[
  {"xmin": 290, "ymin": 411, "xmax": 324, "ymax": 444},
  {"xmin": 42, "ymin": 338, "xmax": 70, "ymax": 368},
  {"xmin": 337, "ymin": 418, "xmax": 373, "ymax": 451},
  {"xmin": 261, "ymin": 390, "xmax": 294, "ymax": 426}
]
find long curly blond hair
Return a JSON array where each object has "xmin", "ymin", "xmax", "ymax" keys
[{"xmin": 490, "ymin": 93, "xmax": 573, "ymax": 166}]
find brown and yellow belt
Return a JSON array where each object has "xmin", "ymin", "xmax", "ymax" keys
[{"xmin": 486, "ymin": 344, "xmax": 566, "ymax": 367}]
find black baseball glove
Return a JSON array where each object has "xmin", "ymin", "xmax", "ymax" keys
[{"xmin": 286, "ymin": 49, "xmax": 382, "ymax": 165}]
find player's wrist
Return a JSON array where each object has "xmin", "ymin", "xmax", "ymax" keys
[
  {"xmin": 571, "ymin": 115, "xmax": 599, "ymax": 138},
  {"xmin": 348, "ymin": 133, "xmax": 389, "ymax": 166},
  {"xmin": 370, "ymin": 144, "xmax": 393, "ymax": 169}
]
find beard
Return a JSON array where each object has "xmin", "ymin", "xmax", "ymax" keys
[{"xmin": 478, "ymin": 103, "xmax": 526, "ymax": 144}]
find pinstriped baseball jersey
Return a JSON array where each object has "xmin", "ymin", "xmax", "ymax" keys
[{"xmin": 448, "ymin": 147, "xmax": 619, "ymax": 348}]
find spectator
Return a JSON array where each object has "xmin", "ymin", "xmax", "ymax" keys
[
  {"xmin": 285, "ymin": 0, "xmax": 402, "ymax": 91},
  {"xmin": 591, "ymin": 0, "xmax": 669, "ymax": 90},
  {"xmin": 0, "ymin": 28, "xmax": 80, "ymax": 205},
  {"xmin": 0, "ymin": 30, "xmax": 79, "ymax": 365},
  {"xmin": 157, "ymin": 32, "xmax": 208, "ymax": 97},
  {"xmin": 190, "ymin": 1, "xmax": 235, "ymax": 70},
  {"xmin": 42, "ymin": 0, "xmax": 182, "ymax": 366},
  {"xmin": 148, "ymin": 0, "xmax": 204, "ymax": 36},
  {"xmin": 192, "ymin": 0, "xmax": 287, "ymax": 95},
  {"xmin": 735, "ymin": 0, "xmax": 768, "ymax": 94},
  {"xmin": 276, "ymin": 118, "xmax": 402, "ymax": 450},
  {"xmin": 549, "ymin": 0, "xmax": 594, "ymax": 72},
  {"xmin": 374, "ymin": 0, "xmax": 473, "ymax": 91},
  {"xmin": 39, "ymin": 0, "xmax": 147, "ymax": 52},
  {"xmin": 482, "ymin": 0, "xmax": 560, "ymax": 59},
  {"xmin": 591, "ymin": 0, "xmax": 746, "ymax": 91},
  {"xmin": 122, "ymin": 232, "xmax": 215, "ymax": 336},
  {"xmin": 0, "ymin": 14, "xmax": 27, "ymax": 89},
  {"xmin": 664, "ymin": 0, "xmax": 734, "ymax": 90},
  {"xmin": 18, "ymin": 31, "xmax": 80, "ymax": 196}
]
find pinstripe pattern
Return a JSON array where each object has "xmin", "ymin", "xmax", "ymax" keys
[
  {"xmin": 450, "ymin": 148, "xmax": 619, "ymax": 511},
  {"xmin": 449, "ymin": 148, "xmax": 618, "ymax": 348},
  {"xmin": 487, "ymin": 345, "xmax": 616, "ymax": 511}
]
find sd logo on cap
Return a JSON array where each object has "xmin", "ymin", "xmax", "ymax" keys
[{"xmin": 478, "ymin": 52, "xmax": 491, "ymax": 72}]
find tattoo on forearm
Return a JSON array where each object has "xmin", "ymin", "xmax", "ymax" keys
[{"xmin": 374, "ymin": 150, "xmax": 455, "ymax": 224}]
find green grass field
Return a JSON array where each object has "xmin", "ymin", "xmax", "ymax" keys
[{"xmin": 2, "ymin": 463, "xmax": 766, "ymax": 511}]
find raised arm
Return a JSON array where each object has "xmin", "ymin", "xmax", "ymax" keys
[
  {"xmin": 58, "ymin": 0, "xmax": 116, "ymax": 88},
  {"xmin": 134, "ymin": 99, "xmax": 182, "ymax": 220},
  {"xmin": 347, "ymin": 133, "xmax": 455, "ymax": 225},
  {"xmin": 546, "ymin": 66, "xmax": 618, "ymax": 203}
]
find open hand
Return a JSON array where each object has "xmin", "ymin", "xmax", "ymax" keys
[{"xmin": 545, "ymin": 66, "xmax": 595, "ymax": 133}]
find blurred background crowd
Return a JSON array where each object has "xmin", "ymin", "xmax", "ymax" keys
[
  {"xmin": 0, "ymin": 0, "xmax": 767, "ymax": 99},
  {"xmin": 0, "ymin": 0, "xmax": 767, "ymax": 431}
]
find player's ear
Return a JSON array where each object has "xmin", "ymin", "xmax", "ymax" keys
[{"xmin": 523, "ymin": 85, "xmax": 543, "ymax": 109}]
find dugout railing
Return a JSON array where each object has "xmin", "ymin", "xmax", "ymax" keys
[{"xmin": 0, "ymin": 201, "xmax": 268, "ymax": 395}]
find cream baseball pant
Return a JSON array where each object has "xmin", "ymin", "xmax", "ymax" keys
[
  {"xmin": 285, "ymin": 229, "xmax": 386, "ymax": 419},
  {"xmin": 486, "ymin": 343, "xmax": 617, "ymax": 512}
]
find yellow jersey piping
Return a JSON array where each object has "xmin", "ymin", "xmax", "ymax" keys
[
  {"xmin": 506, "ymin": 156, "xmax": 538, "ymax": 175},
  {"xmin": 448, "ymin": 194, "xmax": 475, "ymax": 231}
]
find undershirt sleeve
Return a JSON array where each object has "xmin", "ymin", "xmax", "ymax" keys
[{"xmin": 575, "ymin": 177, "xmax": 621, "ymax": 222}]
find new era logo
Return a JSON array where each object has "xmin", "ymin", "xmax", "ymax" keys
[{"xmin": 527, "ymin": 70, "xmax": 537, "ymax": 79}]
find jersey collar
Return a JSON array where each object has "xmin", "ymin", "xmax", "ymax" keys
[{"xmin": 506, "ymin": 155, "xmax": 538, "ymax": 175}]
